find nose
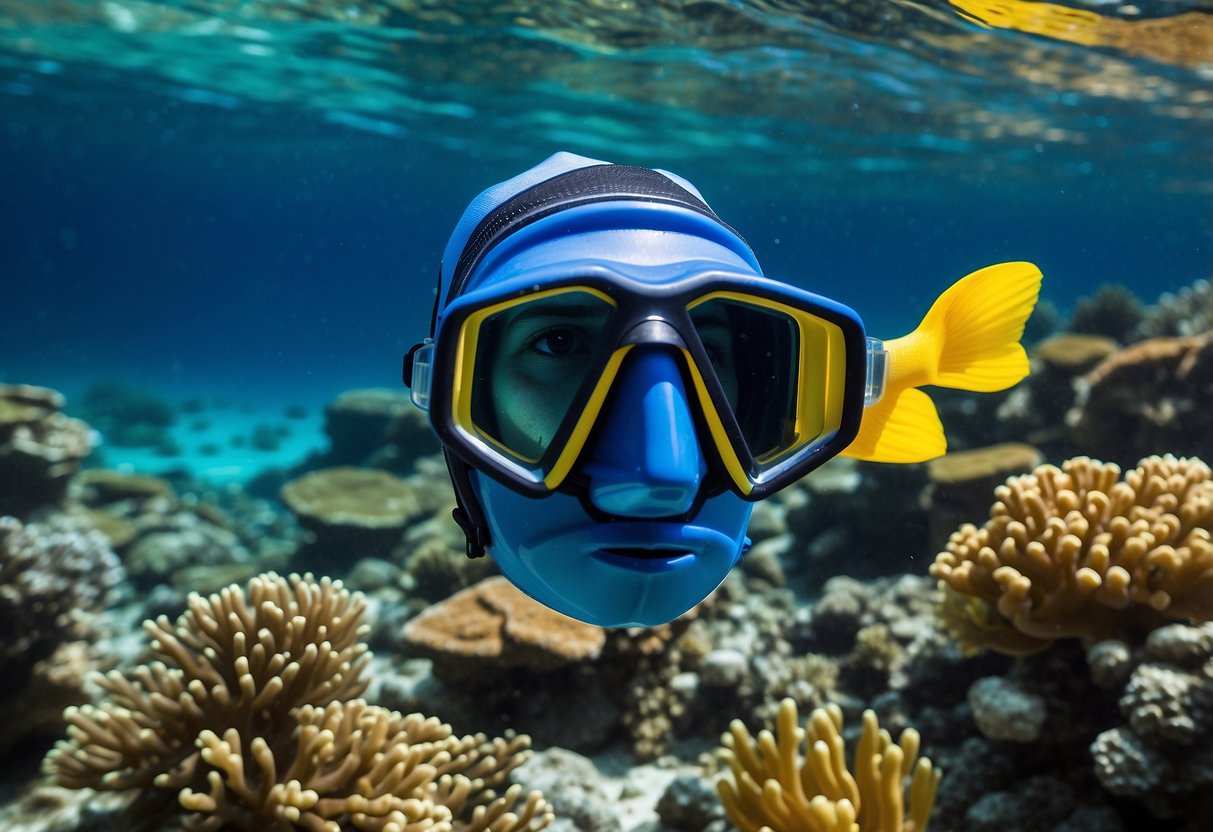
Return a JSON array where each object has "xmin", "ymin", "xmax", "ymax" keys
[{"xmin": 580, "ymin": 349, "xmax": 706, "ymax": 517}]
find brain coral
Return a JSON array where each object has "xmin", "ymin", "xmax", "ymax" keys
[
  {"xmin": 931, "ymin": 455, "xmax": 1213, "ymax": 655},
  {"xmin": 717, "ymin": 698, "xmax": 939, "ymax": 832},
  {"xmin": 46, "ymin": 572, "xmax": 551, "ymax": 832}
]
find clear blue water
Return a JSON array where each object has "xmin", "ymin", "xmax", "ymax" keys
[{"xmin": 2, "ymin": 0, "xmax": 1211, "ymax": 476}]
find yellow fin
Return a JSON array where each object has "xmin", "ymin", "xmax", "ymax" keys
[
  {"xmin": 896, "ymin": 261, "xmax": 1042, "ymax": 393},
  {"xmin": 842, "ymin": 387, "xmax": 946, "ymax": 463}
]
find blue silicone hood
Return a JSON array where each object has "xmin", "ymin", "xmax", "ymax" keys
[{"xmin": 435, "ymin": 151, "xmax": 763, "ymax": 319}]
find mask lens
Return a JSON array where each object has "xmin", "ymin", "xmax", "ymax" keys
[
  {"xmin": 465, "ymin": 289, "xmax": 615, "ymax": 463},
  {"xmin": 690, "ymin": 295, "xmax": 848, "ymax": 466}
]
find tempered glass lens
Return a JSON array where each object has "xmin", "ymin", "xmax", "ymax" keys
[
  {"xmin": 690, "ymin": 297, "xmax": 840, "ymax": 463},
  {"xmin": 467, "ymin": 290, "xmax": 614, "ymax": 463}
]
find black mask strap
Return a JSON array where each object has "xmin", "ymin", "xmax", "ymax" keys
[{"xmin": 444, "ymin": 448, "xmax": 491, "ymax": 558}]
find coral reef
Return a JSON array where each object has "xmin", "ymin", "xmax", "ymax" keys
[
  {"xmin": 1067, "ymin": 284, "xmax": 1144, "ymax": 342},
  {"xmin": 65, "ymin": 467, "xmax": 300, "ymax": 596},
  {"xmin": 784, "ymin": 458, "xmax": 930, "ymax": 582},
  {"xmin": 1089, "ymin": 622, "xmax": 1213, "ymax": 820},
  {"xmin": 0, "ymin": 516, "xmax": 120, "ymax": 674},
  {"xmin": 306, "ymin": 389, "xmax": 442, "ymax": 475},
  {"xmin": 124, "ymin": 509, "xmax": 258, "ymax": 590},
  {"xmin": 1135, "ymin": 277, "xmax": 1213, "ymax": 341},
  {"xmin": 0, "ymin": 517, "xmax": 121, "ymax": 756},
  {"xmin": 1068, "ymin": 332, "xmax": 1213, "ymax": 464},
  {"xmin": 995, "ymin": 334, "xmax": 1118, "ymax": 457},
  {"xmin": 923, "ymin": 443, "xmax": 1043, "ymax": 552},
  {"xmin": 322, "ymin": 389, "xmax": 413, "ymax": 467},
  {"xmin": 45, "ymin": 571, "xmax": 551, "ymax": 832},
  {"xmin": 402, "ymin": 575, "xmax": 606, "ymax": 683},
  {"xmin": 0, "ymin": 384, "xmax": 95, "ymax": 517},
  {"xmin": 717, "ymin": 698, "xmax": 939, "ymax": 832},
  {"xmin": 931, "ymin": 455, "xmax": 1213, "ymax": 655},
  {"xmin": 281, "ymin": 467, "xmax": 424, "ymax": 569}
]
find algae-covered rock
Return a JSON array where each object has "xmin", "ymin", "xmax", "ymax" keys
[
  {"xmin": 0, "ymin": 384, "xmax": 95, "ymax": 517},
  {"xmin": 925, "ymin": 442, "xmax": 1043, "ymax": 551},
  {"xmin": 1035, "ymin": 333, "xmax": 1119, "ymax": 376},
  {"xmin": 281, "ymin": 466, "xmax": 422, "ymax": 568},
  {"xmin": 323, "ymin": 388, "xmax": 411, "ymax": 464},
  {"xmin": 73, "ymin": 469, "xmax": 175, "ymax": 506},
  {"xmin": 1069, "ymin": 332, "xmax": 1213, "ymax": 464}
]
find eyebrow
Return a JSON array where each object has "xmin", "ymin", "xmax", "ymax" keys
[{"xmin": 507, "ymin": 301, "xmax": 608, "ymax": 327}]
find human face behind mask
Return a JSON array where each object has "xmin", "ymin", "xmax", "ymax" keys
[{"xmin": 484, "ymin": 295, "xmax": 739, "ymax": 461}]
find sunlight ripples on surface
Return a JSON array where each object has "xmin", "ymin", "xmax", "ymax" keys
[{"xmin": 0, "ymin": 0, "xmax": 1210, "ymax": 191}]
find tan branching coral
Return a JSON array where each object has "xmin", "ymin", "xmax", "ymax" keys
[
  {"xmin": 717, "ymin": 698, "xmax": 939, "ymax": 832},
  {"xmin": 931, "ymin": 455, "xmax": 1213, "ymax": 655},
  {"xmin": 45, "ymin": 572, "xmax": 552, "ymax": 832},
  {"xmin": 178, "ymin": 700, "xmax": 548, "ymax": 832}
]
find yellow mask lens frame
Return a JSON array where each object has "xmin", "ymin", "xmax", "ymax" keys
[{"xmin": 431, "ymin": 268, "xmax": 867, "ymax": 501}]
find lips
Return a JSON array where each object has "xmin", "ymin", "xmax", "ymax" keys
[{"xmin": 592, "ymin": 547, "xmax": 694, "ymax": 573}]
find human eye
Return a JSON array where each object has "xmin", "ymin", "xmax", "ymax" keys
[{"xmin": 524, "ymin": 325, "xmax": 592, "ymax": 358}]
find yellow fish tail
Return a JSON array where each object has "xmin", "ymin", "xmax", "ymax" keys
[
  {"xmin": 843, "ymin": 261, "xmax": 1042, "ymax": 464},
  {"xmin": 899, "ymin": 261, "xmax": 1042, "ymax": 391},
  {"xmin": 842, "ymin": 387, "xmax": 946, "ymax": 463}
]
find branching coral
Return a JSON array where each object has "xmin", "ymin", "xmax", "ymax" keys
[
  {"xmin": 931, "ymin": 455, "xmax": 1213, "ymax": 655},
  {"xmin": 717, "ymin": 698, "xmax": 939, "ymax": 832},
  {"xmin": 45, "ymin": 572, "xmax": 551, "ymax": 832}
]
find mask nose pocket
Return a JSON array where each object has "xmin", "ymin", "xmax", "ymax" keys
[{"xmin": 581, "ymin": 349, "xmax": 706, "ymax": 517}]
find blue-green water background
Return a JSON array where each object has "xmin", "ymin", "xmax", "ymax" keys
[{"xmin": 2, "ymin": 0, "xmax": 1211, "ymax": 442}]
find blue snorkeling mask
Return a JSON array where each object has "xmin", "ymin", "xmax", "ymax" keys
[{"xmin": 403, "ymin": 152, "xmax": 870, "ymax": 627}]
